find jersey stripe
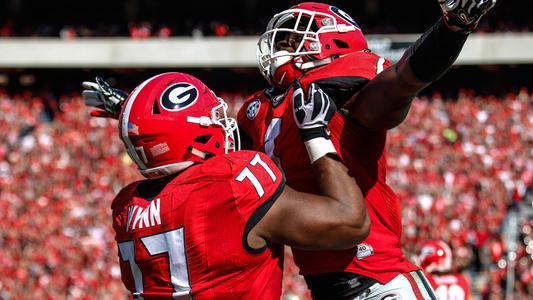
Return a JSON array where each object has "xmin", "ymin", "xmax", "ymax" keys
[{"xmin": 404, "ymin": 272, "xmax": 425, "ymax": 300}]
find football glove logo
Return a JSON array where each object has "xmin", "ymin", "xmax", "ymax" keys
[{"xmin": 160, "ymin": 82, "xmax": 199, "ymax": 111}]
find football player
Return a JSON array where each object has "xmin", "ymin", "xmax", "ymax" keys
[
  {"xmin": 108, "ymin": 72, "xmax": 369, "ymax": 299},
  {"xmin": 239, "ymin": 1, "xmax": 496, "ymax": 299},
  {"xmin": 419, "ymin": 241, "xmax": 472, "ymax": 300}
]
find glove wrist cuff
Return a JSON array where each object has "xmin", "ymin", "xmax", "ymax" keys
[
  {"xmin": 300, "ymin": 127, "xmax": 331, "ymax": 142},
  {"xmin": 442, "ymin": 15, "xmax": 479, "ymax": 33},
  {"xmin": 304, "ymin": 137, "xmax": 337, "ymax": 164}
]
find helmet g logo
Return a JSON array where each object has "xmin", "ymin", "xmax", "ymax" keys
[
  {"xmin": 330, "ymin": 6, "xmax": 360, "ymax": 28},
  {"xmin": 161, "ymin": 82, "xmax": 199, "ymax": 111}
]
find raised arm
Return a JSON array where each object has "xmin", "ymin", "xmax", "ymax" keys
[
  {"xmin": 82, "ymin": 77, "xmax": 128, "ymax": 119},
  {"xmin": 249, "ymin": 82, "xmax": 369, "ymax": 251},
  {"xmin": 347, "ymin": 0, "xmax": 497, "ymax": 130}
]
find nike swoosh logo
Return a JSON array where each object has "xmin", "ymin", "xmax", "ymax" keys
[{"xmin": 277, "ymin": 72, "xmax": 287, "ymax": 86}]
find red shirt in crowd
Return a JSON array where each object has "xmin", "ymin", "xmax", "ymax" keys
[{"xmin": 432, "ymin": 273, "xmax": 471, "ymax": 300}]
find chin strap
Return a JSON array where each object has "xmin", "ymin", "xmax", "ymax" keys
[
  {"xmin": 141, "ymin": 161, "xmax": 194, "ymax": 178},
  {"xmin": 187, "ymin": 146, "xmax": 215, "ymax": 161},
  {"xmin": 187, "ymin": 116, "xmax": 213, "ymax": 126},
  {"xmin": 299, "ymin": 56, "xmax": 334, "ymax": 71}
]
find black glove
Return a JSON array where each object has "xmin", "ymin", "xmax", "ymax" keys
[
  {"xmin": 292, "ymin": 80, "xmax": 337, "ymax": 163},
  {"xmin": 82, "ymin": 76, "xmax": 128, "ymax": 119},
  {"xmin": 439, "ymin": 0, "xmax": 497, "ymax": 32},
  {"xmin": 292, "ymin": 81, "xmax": 337, "ymax": 141}
]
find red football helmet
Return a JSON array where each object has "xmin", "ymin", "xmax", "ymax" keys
[
  {"xmin": 419, "ymin": 240, "xmax": 453, "ymax": 273},
  {"xmin": 257, "ymin": 2, "xmax": 368, "ymax": 89},
  {"xmin": 118, "ymin": 72, "xmax": 239, "ymax": 178}
]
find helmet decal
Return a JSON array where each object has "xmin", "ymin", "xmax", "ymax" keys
[
  {"xmin": 330, "ymin": 6, "xmax": 360, "ymax": 28},
  {"xmin": 119, "ymin": 72, "xmax": 239, "ymax": 179},
  {"xmin": 160, "ymin": 82, "xmax": 199, "ymax": 111}
]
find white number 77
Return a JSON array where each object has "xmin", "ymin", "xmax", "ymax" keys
[
  {"xmin": 235, "ymin": 153, "xmax": 277, "ymax": 197},
  {"xmin": 118, "ymin": 228, "xmax": 192, "ymax": 299}
]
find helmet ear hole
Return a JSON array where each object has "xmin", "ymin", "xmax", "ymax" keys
[
  {"xmin": 152, "ymin": 99, "xmax": 161, "ymax": 114},
  {"xmin": 194, "ymin": 134, "xmax": 212, "ymax": 144},
  {"xmin": 333, "ymin": 39, "xmax": 349, "ymax": 49}
]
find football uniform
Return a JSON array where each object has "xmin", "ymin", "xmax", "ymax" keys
[
  {"xmin": 238, "ymin": 51, "xmax": 419, "ymax": 284},
  {"xmin": 432, "ymin": 273, "xmax": 471, "ymax": 300},
  {"xmin": 112, "ymin": 150, "xmax": 285, "ymax": 299}
]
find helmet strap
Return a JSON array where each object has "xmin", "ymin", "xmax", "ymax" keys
[
  {"xmin": 299, "ymin": 56, "xmax": 334, "ymax": 71},
  {"xmin": 188, "ymin": 146, "xmax": 214, "ymax": 160}
]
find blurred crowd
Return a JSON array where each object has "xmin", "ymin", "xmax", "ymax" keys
[
  {"xmin": 1, "ymin": 20, "xmax": 532, "ymax": 39},
  {"xmin": 0, "ymin": 20, "xmax": 239, "ymax": 39},
  {"xmin": 0, "ymin": 87, "xmax": 532, "ymax": 299},
  {"xmin": 1, "ymin": 0, "xmax": 533, "ymax": 39},
  {"xmin": 388, "ymin": 89, "xmax": 533, "ymax": 299}
]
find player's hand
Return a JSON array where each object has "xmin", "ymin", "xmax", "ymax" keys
[
  {"xmin": 82, "ymin": 76, "xmax": 128, "ymax": 119},
  {"xmin": 439, "ymin": 0, "xmax": 497, "ymax": 32},
  {"xmin": 292, "ymin": 80, "xmax": 337, "ymax": 163},
  {"xmin": 292, "ymin": 80, "xmax": 336, "ymax": 141}
]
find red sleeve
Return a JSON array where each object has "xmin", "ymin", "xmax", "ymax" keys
[
  {"xmin": 237, "ymin": 91, "xmax": 270, "ymax": 152},
  {"xmin": 228, "ymin": 151, "xmax": 285, "ymax": 253},
  {"xmin": 237, "ymin": 92, "xmax": 265, "ymax": 127},
  {"xmin": 303, "ymin": 51, "xmax": 390, "ymax": 85}
]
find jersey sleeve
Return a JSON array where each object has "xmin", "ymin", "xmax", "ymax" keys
[
  {"xmin": 228, "ymin": 151, "xmax": 286, "ymax": 253},
  {"xmin": 237, "ymin": 92, "xmax": 269, "ymax": 152}
]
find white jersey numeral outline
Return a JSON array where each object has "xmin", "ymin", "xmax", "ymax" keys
[
  {"xmin": 118, "ymin": 228, "xmax": 192, "ymax": 300},
  {"xmin": 236, "ymin": 153, "xmax": 277, "ymax": 197}
]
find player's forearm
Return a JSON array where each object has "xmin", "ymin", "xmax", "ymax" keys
[
  {"xmin": 400, "ymin": 18, "xmax": 469, "ymax": 84},
  {"xmin": 347, "ymin": 18, "xmax": 469, "ymax": 130},
  {"xmin": 377, "ymin": 18, "xmax": 470, "ymax": 116},
  {"xmin": 313, "ymin": 155, "xmax": 369, "ymax": 241}
]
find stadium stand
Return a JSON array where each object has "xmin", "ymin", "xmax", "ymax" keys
[
  {"xmin": 0, "ymin": 0, "xmax": 532, "ymax": 37},
  {"xmin": 1, "ymin": 0, "xmax": 532, "ymax": 299},
  {"xmin": 0, "ymin": 87, "xmax": 531, "ymax": 299}
]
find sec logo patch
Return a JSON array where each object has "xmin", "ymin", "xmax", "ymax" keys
[
  {"xmin": 160, "ymin": 82, "xmax": 199, "ymax": 111},
  {"xmin": 246, "ymin": 99, "xmax": 261, "ymax": 120}
]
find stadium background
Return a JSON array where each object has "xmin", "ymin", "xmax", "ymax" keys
[{"xmin": 0, "ymin": 0, "xmax": 532, "ymax": 299}]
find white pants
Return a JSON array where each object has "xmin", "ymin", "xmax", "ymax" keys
[{"xmin": 354, "ymin": 271, "xmax": 437, "ymax": 300}]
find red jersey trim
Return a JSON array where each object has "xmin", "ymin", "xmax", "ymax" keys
[
  {"xmin": 242, "ymin": 173, "xmax": 286, "ymax": 254},
  {"xmin": 405, "ymin": 272, "xmax": 425, "ymax": 300}
]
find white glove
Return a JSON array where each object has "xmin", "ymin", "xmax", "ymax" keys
[
  {"xmin": 292, "ymin": 80, "xmax": 337, "ymax": 163},
  {"xmin": 82, "ymin": 76, "xmax": 128, "ymax": 119},
  {"xmin": 439, "ymin": 0, "xmax": 497, "ymax": 32}
]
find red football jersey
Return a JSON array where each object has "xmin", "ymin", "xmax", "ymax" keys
[
  {"xmin": 238, "ymin": 51, "xmax": 418, "ymax": 284},
  {"xmin": 112, "ymin": 150, "xmax": 285, "ymax": 299},
  {"xmin": 432, "ymin": 273, "xmax": 471, "ymax": 300}
]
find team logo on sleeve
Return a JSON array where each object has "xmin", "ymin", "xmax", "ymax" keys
[
  {"xmin": 160, "ymin": 82, "xmax": 199, "ymax": 111},
  {"xmin": 246, "ymin": 99, "xmax": 261, "ymax": 120}
]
